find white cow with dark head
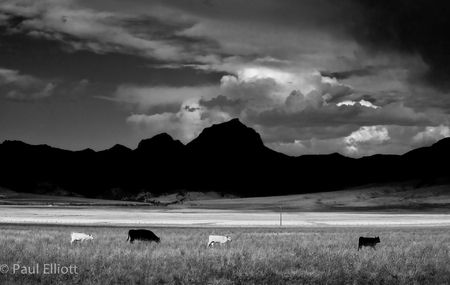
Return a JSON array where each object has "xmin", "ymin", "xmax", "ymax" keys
[
  {"xmin": 71, "ymin": 232, "xmax": 93, "ymax": 244},
  {"xmin": 207, "ymin": 235, "xmax": 232, "ymax": 247}
]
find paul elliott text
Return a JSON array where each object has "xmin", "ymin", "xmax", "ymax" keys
[{"xmin": 12, "ymin": 263, "xmax": 78, "ymax": 275}]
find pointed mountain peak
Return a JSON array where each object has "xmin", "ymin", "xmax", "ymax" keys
[
  {"xmin": 100, "ymin": 143, "xmax": 132, "ymax": 154},
  {"xmin": 219, "ymin": 118, "xmax": 251, "ymax": 130},
  {"xmin": 111, "ymin": 144, "xmax": 131, "ymax": 151},
  {"xmin": 226, "ymin": 117, "xmax": 244, "ymax": 124},
  {"xmin": 187, "ymin": 118, "xmax": 264, "ymax": 150}
]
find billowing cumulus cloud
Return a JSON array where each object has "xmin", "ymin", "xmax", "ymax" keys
[
  {"xmin": 313, "ymin": 75, "xmax": 354, "ymax": 104},
  {"xmin": 344, "ymin": 126, "xmax": 390, "ymax": 155},
  {"xmin": 412, "ymin": 125, "xmax": 450, "ymax": 146},
  {"xmin": 120, "ymin": 67, "xmax": 361, "ymax": 143},
  {"xmin": 345, "ymin": 126, "xmax": 390, "ymax": 144},
  {"xmin": 116, "ymin": 59, "xmax": 445, "ymax": 157},
  {"xmin": 265, "ymin": 124, "xmax": 436, "ymax": 158},
  {"xmin": 218, "ymin": 69, "xmax": 355, "ymax": 111}
]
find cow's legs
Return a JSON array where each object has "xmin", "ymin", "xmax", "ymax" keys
[{"xmin": 207, "ymin": 241, "xmax": 214, "ymax": 247}]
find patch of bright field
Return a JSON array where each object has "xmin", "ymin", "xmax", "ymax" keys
[{"xmin": 0, "ymin": 205, "xmax": 450, "ymax": 226}]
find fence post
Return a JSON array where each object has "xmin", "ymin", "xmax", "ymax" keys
[{"xmin": 280, "ymin": 206, "xmax": 282, "ymax": 226}]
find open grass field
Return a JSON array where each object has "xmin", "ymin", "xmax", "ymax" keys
[{"xmin": 0, "ymin": 224, "xmax": 449, "ymax": 284}]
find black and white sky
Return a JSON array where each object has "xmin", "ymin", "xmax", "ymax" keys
[{"xmin": 1, "ymin": 0, "xmax": 450, "ymax": 157}]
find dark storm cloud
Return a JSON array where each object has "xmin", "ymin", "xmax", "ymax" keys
[
  {"xmin": 183, "ymin": 105, "xmax": 200, "ymax": 112},
  {"xmin": 119, "ymin": 15, "xmax": 221, "ymax": 55},
  {"xmin": 320, "ymin": 67, "xmax": 374, "ymax": 80},
  {"xmin": 147, "ymin": 103, "xmax": 183, "ymax": 115},
  {"xmin": 246, "ymin": 103, "xmax": 431, "ymax": 130},
  {"xmin": 405, "ymin": 86, "xmax": 450, "ymax": 114},
  {"xmin": 347, "ymin": 0, "xmax": 450, "ymax": 91},
  {"xmin": 0, "ymin": 25, "xmax": 225, "ymax": 87},
  {"xmin": 156, "ymin": 0, "xmax": 353, "ymax": 31},
  {"xmin": 351, "ymin": 91, "xmax": 405, "ymax": 107},
  {"xmin": 0, "ymin": 2, "xmax": 225, "ymax": 66},
  {"xmin": 128, "ymin": 0, "xmax": 450, "ymax": 93},
  {"xmin": 199, "ymin": 95, "xmax": 242, "ymax": 108},
  {"xmin": 350, "ymin": 94, "xmax": 377, "ymax": 104},
  {"xmin": 4, "ymin": 14, "xmax": 31, "ymax": 28},
  {"xmin": 256, "ymin": 124, "xmax": 361, "ymax": 144}
]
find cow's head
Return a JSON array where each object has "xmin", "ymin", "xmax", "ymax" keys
[
  {"xmin": 375, "ymin": 236, "xmax": 380, "ymax": 243},
  {"xmin": 226, "ymin": 236, "xmax": 232, "ymax": 242},
  {"xmin": 88, "ymin": 234, "xmax": 93, "ymax": 240}
]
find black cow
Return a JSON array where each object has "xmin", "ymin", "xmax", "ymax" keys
[
  {"xmin": 127, "ymin": 229, "xmax": 160, "ymax": 243},
  {"xmin": 358, "ymin": 236, "xmax": 380, "ymax": 251}
]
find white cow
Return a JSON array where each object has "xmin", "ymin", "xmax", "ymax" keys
[
  {"xmin": 70, "ymin": 232, "xmax": 93, "ymax": 244},
  {"xmin": 207, "ymin": 235, "xmax": 232, "ymax": 247}
]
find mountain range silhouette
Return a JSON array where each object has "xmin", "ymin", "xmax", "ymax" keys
[{"xmin": 1, "ymin": 118, "xmax": 449, "ymax": 198}]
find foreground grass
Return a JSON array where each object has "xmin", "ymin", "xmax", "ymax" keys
[{"xmin": 0, "ymin": 225, "xmax": 449, "ymax": 284}]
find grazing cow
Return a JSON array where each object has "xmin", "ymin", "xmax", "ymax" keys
[
  {"xmin": 207, "ymin": 235, "xmax": 232, "ymax": 247},
  {"xmin": 127, "ymin": 229, "xmax": 160, "ymax": 243},
  {"xmin": 70, "ymin": 232, "xmax": 93, "ymax": 244},
  {"xmin": 358, "ymin": 236, "xmax": 380, "ymax": 251}
]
